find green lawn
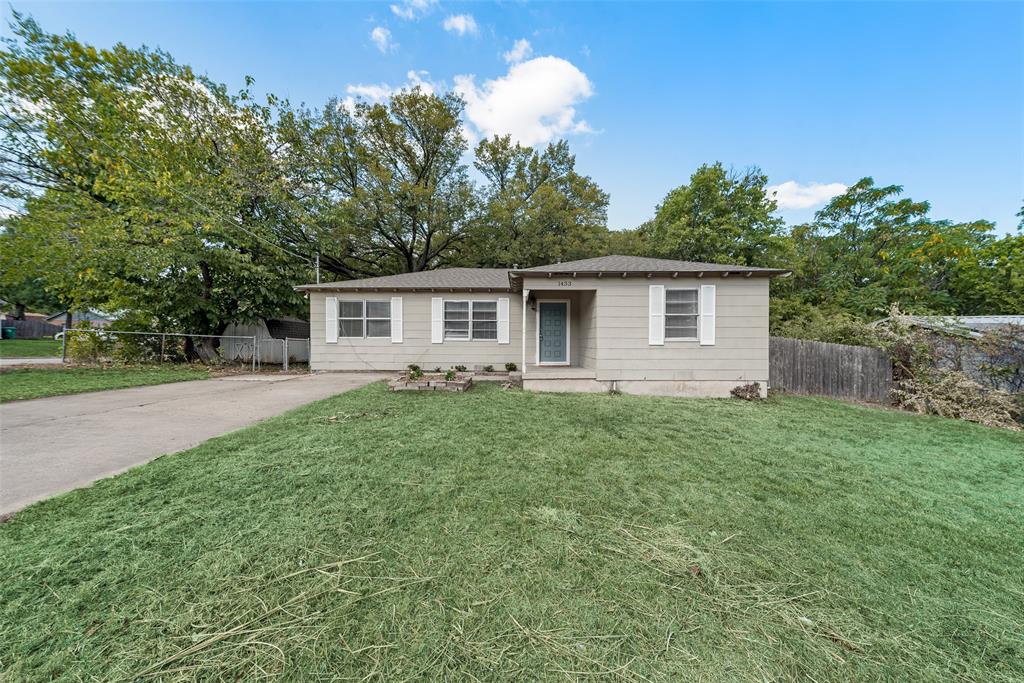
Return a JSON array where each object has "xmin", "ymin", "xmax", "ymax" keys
[
  {"xmin": 1, "ymin": 384, "xmax": 1021, "ymax": 681},
  {"xmin": 0, "ymin": 338, "xmax": 60, "ymax": 357},
  {"xmin": 0, "ymin": 366, "xmax": 208, "ymax": 402}
]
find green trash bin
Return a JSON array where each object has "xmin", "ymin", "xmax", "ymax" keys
[{"xmin": 1, "ymin": 326, "xmax": 15, "ymax": 339}]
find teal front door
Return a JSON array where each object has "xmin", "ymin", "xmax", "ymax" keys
[{"xmin": 538, "ymin": 301, "xmax": 568, "ymax": 364}]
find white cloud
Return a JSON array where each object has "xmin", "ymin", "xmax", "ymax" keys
[
  {"xmin": 766, "ymin": 180, "xmax": 848, "ymax": 210},
  {"xmin": 346, "ymin": 82, "xmax": 394, "ymax": 103},
  {"xmin": 390, "ymin": 0, "xmax": 436, "ymax": 20},
  {"xmin": 503, "ymin": 39, "xmax": 532, "ymax": 64},
  {"xmin": 370, "ymin": 27, "xmax": 394, "ymax": 53},
  {"xmin": 454, "ymin": 56, "xmax": 594, "ymax": 147},
  {"xmin": 341, "ymin": 70, "xmax": 438, "ymax": 111},
  {"xmin": 443, "ymin": 14, "xmax": 478, "ymax": 36}
]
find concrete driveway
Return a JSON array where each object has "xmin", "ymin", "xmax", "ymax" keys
[
  {"xmin": 0, "ymin": 357, "xmax": 63, "ymax": 367},
  {"xmin": 0, "ymin": 372, "xmax": 389, "ymax": 516}
]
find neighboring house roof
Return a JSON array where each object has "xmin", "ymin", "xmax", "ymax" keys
[
  {"xmin": 45, "ymin": 310, "xmax": 113, "ymax": 325},
  {"xmin": 873, "ymin": 315, "xmax": 1024, "ymax": 338},
  {"xmin": 265, "ymin": 317, "xmax": 311, "ymax": 339},
  {"xmin": 296, "ymin": 268, "xmax": 514, "ymax": 292},
  {"xmin": 295, "ymin": 256, "xmax": 790, "ymax": 292},
  {"xmin": 512, "ymin": 255, "xmax": 791, "ymax": 276}
]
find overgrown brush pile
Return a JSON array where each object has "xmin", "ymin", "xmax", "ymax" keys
[
  {"xmin": 779, "ymin": 305, "xmax": 1024, "ymax": 430},
  {"xmin": 893, "ymin": 370, "xmax": 1022, "ymax": 430}
]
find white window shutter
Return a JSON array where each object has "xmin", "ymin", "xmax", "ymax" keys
[
  {"xmin": 497, "ymin": 298, "xmax": 510, "ymax": 344},
  {"xmin": 699, "ymin": 284, "xmax": 716, "ymax": 346},
  {"xmin": 431, "ymin": 297, "xmax": 443, "ymax": 344},
  {"xmin": 325, "ymin": 296, "xmax": 338, "ymax": 344},
  {"xmin": 649, "ymin": 285, "xmax": 665, "ymax": 346},
  {"xmin": 391, "ymin": 296, "xmax": 403, "ymax": 343}
]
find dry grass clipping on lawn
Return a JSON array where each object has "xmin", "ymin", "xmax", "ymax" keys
[{"xmin": 1, "ymin": 383, "xmax": 1022, "ymax": 681}]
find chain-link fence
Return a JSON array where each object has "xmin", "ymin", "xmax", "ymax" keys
[
  {"xmin": 58, "ymin": 327, "xmax": 313, "ymax": 371},
  {"xmin": 252, "ymin": 337, "xmax": 311, "ymax": 371},
  {"xmin": 58, "ymin": 328, "xmax": 259, "ymax": 369}
]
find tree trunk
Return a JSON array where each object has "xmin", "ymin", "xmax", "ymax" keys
[
  {"xmin": 184, "ymin": 335, "xmax": 222, "ymax": 363},
  {"xmin": 13, "ymin": 303, "xmax": 25, "ymax": 320}
]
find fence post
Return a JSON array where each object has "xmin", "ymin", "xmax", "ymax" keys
[
  {"xmin": 61, "ymin": 325, "xmax": 67, "ymax": 364},
  {"xmin": 252, "ymin": 335, "xmax": 257, "ymax": 373},
  {"xmin": 160, "ymin": 333, "xmax": 166, "ymax": 363},
  {"xmin": 283, "ymin": 338, "xmax": 289, "ymax": 373}
]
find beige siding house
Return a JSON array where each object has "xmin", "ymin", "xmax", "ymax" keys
[{"xmin": 297, "ymin": 255, "xmax": 789, "ymax": 397}]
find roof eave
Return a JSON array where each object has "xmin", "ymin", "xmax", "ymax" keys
[
  {"xmin": 294, "ymin": 285, "xmax": 516, "ymax": 293},
  {"xmin": 510, "ymin": 269, "xmax": 791, "ymax": 278}
]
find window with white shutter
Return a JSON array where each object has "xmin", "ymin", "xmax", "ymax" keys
[
  {"xmin": 325, "ymin": 296, "xmax": 338, "ymax": 344},
  {"xmin": 699, "ymin": 284, "xmax": 716, "ymax": 346},
  {"xmin": 649, "ymin": 285, "xmax": 665, "ymax": 345},
  {"xmin": 390, "ymin": 297, "xmax": 403, "ymax": 343}
]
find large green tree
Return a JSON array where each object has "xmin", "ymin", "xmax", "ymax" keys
[
  {"xmin": 639, "ymin": 163, "xmax": 791, "ymax": 268},
  {"xmin": 468, "ymin": 135, "xmax": 609, "ymax": 267},
  {"xmin": 0, "ymin": 14, "xmax": 306, "ymax": 355},
  {"xmin": 274, "ymin": 90, "xmax": 476, "ymax": 277},
  {"xmin": 785, "ymin": 178, "xmax": 1002, "ymax": 317},
  {"xmin": 948, "ymin": 233, "xmax": 1023, "ymax": 314}
]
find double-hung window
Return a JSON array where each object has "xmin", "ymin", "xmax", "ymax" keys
[
  {"xmin": 338, "ymin": 300, "xmax": 391, "ymax": 338},
  {"xmin": 665, "ymin": 289, "xmax": 699, "ymax": 340},
  {"xmin": 444, "ymin": 300, "xmax": 497, "ymax": 340}
]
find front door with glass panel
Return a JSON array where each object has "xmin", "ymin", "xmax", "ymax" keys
[{"xmin": 538, "ymin": 301, "xmax": 568, "ymax": 364}]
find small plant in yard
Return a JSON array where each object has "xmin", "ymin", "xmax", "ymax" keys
[
  {"xmin": 454, "ymin": 365, "xmax": 467, "ymax": 372},
  {"xmin": 505, "ymin": 362, "xmax": 517, "ymax": 372},
  {"xmin": 445, "ymin": 368, "xmax": 457, "ymax": 381},
  {"xmin": 408, "ymin": 366, "xmax": 423, "ymax": 380},
  {"xmin": 433, "ymin": 367, "xmax": 442, "ymax": 373},
  {"xmin": 482, "ymin": 365, "xmax": 494, "ymax": 373},
  {"xmin": 66, "ymin": 324, "xmax": 111, "ymax": 364},
  {"xmin": 407, "ymin": 364, "xmax": 421, "ymax": 373}
]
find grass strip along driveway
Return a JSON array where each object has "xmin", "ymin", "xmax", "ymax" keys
[
  {"xmin": 1, "ymin": 383, "xmax": 1021, "ymax": 680},
  {"xmin": 0, "ymin": 366, "xmax": 208, "ymax": 402},
  {"xmin": 0, "ymin": 339, "xmax": 60, "ymax": 358}
]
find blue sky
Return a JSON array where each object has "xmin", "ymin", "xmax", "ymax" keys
[{"xmin": 4, "ymin": 1, "xmax": 1022, "ymax": 233}]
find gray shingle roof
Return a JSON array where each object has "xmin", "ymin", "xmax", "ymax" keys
[
  {"xmin": 295, "ymin": 268, "xmax": 513, "ymax": 292},
  {"xmin": 295, "ymin": 256, "xmax": 791, "ymax": 291},
  {"xmin": 512, "ymin": 255, "xmax": 789, "ymax": 275}
]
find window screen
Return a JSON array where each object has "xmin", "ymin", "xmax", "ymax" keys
[
  {"xmin": 443, "ymin": 301, "xmax": 470, "ymax": 339},
  {"xmin": 338, "ymin": 300, "xmax": 390, "ymax": 338},
  {"xmin": 339, "ymin": 300, "xmax": 364, "ymax": 338},
  {"xmin": 444, "ymin": 300, "xmax": 498, "ymax": 340},
  {"xmin": 665, "ymin": 289, "xmax": 699, "ymax": 339},
  {"xmin": 471, "ymin": 301, "xmax": 498, "ymax": 340},
  {"xmin": 365, "ymin": 301, "xmax": 391, "ymax": 338}
]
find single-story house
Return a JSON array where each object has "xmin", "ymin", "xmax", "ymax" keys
[
  {"xmin": 296, "ymin": 255, "xmax": 791, "ymax": 396},
  {"xmin": 45, "ymin": 310, "xmax": 113, "ymax": 328}
]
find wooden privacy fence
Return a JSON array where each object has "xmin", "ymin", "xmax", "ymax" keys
[
  {"xmin": 1, "ymin": 318, "xmax": 62, "ymax": 339},
  {"xmin": 770, "ymin": 337, "xmax": 893, "ymax": 403}
]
